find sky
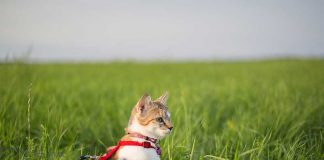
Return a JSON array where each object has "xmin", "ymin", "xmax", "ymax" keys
[{"xmin": 0, "ymin": 0, "xmax": 324, "ymax": 61}]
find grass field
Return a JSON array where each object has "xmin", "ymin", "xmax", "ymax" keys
[{"xmin": 0, "ymin": 60, "xmax": 323, "ymax": 160}]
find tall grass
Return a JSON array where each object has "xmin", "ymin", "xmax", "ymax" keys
[{"xmin": 0, "ymin": 60, "xmax": 323, "ymax": 159}]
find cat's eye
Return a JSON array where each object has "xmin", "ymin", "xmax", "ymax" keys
[{"xmin": 156, "ymin": 117, "xmax": 164, "ymax": 123}]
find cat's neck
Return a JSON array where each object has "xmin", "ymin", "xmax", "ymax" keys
[{"xmin": 127, "ymin": 118, "xmax": 160, "ymax": 140}]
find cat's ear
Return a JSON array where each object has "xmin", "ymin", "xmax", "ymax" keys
[
  {"xmin": 136, "ymin": 93, "xmax": 152, "ymax": 113},
  {"xmin": 156, "ymin": 92, "xmax": 169, "ymax": 105}
]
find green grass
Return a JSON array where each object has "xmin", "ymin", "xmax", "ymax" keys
[{"xmin": 0, "ymin": 60, "xmax": 323, "ymax": 160}]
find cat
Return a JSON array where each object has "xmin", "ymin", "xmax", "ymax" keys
[{"xmin": 100, "ymin": 92, "xmax": 173, "ymax": 160}]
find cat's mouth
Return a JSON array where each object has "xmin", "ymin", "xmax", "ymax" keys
[{"xmin": 163, "ymin": 128, "xmax": 173, "ymax": 134}]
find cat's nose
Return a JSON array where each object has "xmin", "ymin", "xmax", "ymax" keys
[{"xmin": 169, "ymin": 127, "xmax": 173, "ymax": 131}]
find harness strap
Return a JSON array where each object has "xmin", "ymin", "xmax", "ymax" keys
[{"xmin": 99, "ymin": 141, "xmax": 155, "ymax": 160}]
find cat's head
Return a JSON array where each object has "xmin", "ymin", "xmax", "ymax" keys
[{"xmin": 127, "ymin": 92, "xmax": 173, "ymax": 140}]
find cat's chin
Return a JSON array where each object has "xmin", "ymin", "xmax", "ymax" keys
[
  {"xmin": 144, "ymin": 128, "xmax": 167, "ymax": 140},
  {"xmin": 154, "ymin": 129, "xmax": 171, "ymax": 139}
]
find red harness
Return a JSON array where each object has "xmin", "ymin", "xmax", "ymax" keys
[{"xmin": 99, "ymin": 133, "xmax": 161, "ymax": 160}]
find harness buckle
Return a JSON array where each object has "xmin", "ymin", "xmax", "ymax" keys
[{"xmin": 143, "ymin": 142, "xmax": 151, "ymax": 148}]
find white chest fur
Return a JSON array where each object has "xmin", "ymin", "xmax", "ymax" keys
[{"xmin": 117, "ymin": 146, "xmax": 160, "ymax": 160}]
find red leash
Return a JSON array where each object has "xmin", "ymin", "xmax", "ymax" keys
[
  {"xmin": 99, "ymin": 140, "xmax": 160, "ymax": 160},
  {"xmin": 80, "ymin": 133, "xmax": 161, "ymax": 160}
]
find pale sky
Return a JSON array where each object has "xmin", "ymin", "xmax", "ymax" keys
[{"xmin": 0, "ymin": 0, "xmax": 324, "ymax": 61}]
